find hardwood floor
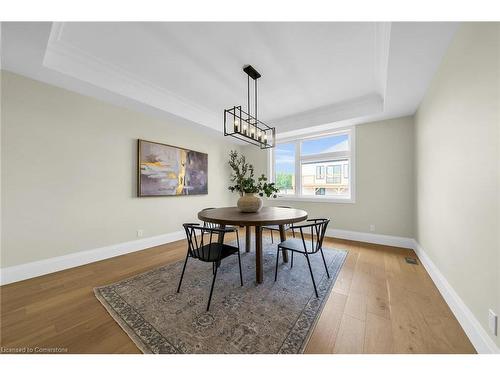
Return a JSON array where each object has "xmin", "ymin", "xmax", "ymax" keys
[{"xmin": 0, "ymin": 232, "xmax": 475, "ymax": 354}]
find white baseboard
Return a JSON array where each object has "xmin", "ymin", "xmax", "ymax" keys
[
  {"xmin": 326, "ymin": 228, "xmax": 414, "ymax": 249},
  {"xmin": 0, "ymin": 230, "xmax": 185, "ymax": 286},
  {"xmin": 325, "ymin": 229, "xmax": 499, "ymax": 353},
  {"xmin": 1, "ymin": 227, "xmax": 498, "ymax": 353},
  {"xmin": 412, "ymin": 240, "xmax": 499, "ymax": 354},
  {"xmin": 1, "ymin": 228, "xmax": 411, "ymax": 285}
]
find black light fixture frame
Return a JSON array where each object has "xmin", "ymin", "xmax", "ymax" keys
[{"xmin": 224, "ymin": 65, "xmax": 276, "ymax": 149}]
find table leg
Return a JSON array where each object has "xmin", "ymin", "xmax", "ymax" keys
[
  {"xmin": 279, "ymin": 225, "xmax": 289, "ymax": 263},
  {"xmin": 245, "ymin": 226, "xmax": 251, "ymax": 253},
  {"xmin": 217, "ymin": 224, "xmax": 226, "ymax": 243},
  {"xmin": 255, "ymin": 225, "xmax": 263, "ymax": 284}
]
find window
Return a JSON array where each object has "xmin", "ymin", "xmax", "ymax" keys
[
  {"xmin": 316, "ymin": 166, "xmax": 325, "ymax": 180},
  {"xmin": 343, "ymin": 164, "xmax": 349, "ymax": 179},
  {"xmin": 273, "ymin": 142, "xmax": 295, "ymax": 195},
  {"xmin": 326, "ymin": 165, "xmax": 342, "ymax": 184},
  {"xmin": 326, "ymin": 165, "xmax": 333, "ymax": 183},
  {"xmin": 315, "ymin": 188, "xmax": 325, "ymax": 196},
  {"xmin": 270, "ymin": 128, "xmax": 355, "ymax": 202}
]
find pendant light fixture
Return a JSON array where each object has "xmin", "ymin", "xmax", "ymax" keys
[{"xmin": 224, "ymin": 65, "xmax": 276, "ymax": 149}]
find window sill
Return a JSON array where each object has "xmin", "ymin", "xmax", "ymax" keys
[{"xmin": 271, "ymin": 195, "xmax": 356, "ymax": 204}]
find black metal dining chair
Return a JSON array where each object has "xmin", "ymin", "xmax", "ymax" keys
[
  {"xmin": 274, "ymin": 218, "xmax": 330, "ymax": 298},
  {"xmin": 201, "ymin": 207, "xmax": 220, "ymax": 229},
  {"xmin": 201, "ymin": 207, "xmax": 239, "ymax": 245},
  {"xmin": 177, "ymin": 223, "xmax": 243, "ymax": 311},
  {"xmin": 262, "ymin": 206, "xmax": 296, "ymax": 243}
]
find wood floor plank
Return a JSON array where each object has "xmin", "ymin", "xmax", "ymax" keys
[
  {"xmin": 344, "ymin": 291, "xmax": 367, "ymax": 321},
  {"xmin": 0, "ymin": 233, "xmax": 475, "ymax": 354},
  {"xmin": 304, "ymin": 292, "xmax": 347, "ymax": 353},
  {"xmin": 332, "ymin": 250, "xmax": 359, "ymax": 295},
  {"xmin": 333, "ymin": 314, "xmax": 366, "ymax": 353},
  {"xmin": 364, "ymin": 312, "xmax": 393, "ymax": 353},
  {"xmin": 366, "ymin": 292, "xmax": 391, "ymax": 320}
]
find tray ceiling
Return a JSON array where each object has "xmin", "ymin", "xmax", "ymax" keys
[{"xmin": 1, "ymin": 22, "xmax": 458, "ymax": 137}]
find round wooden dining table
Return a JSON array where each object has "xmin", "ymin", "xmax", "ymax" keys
[{"xmin": 198, "ymin": 206, "xmax": 308, "ymax": 284}]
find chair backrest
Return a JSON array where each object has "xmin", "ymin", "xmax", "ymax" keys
[
  {"xmin": 201, "ymin": 207, "xmax": 219, "ymax": 229},
  {"xmin": 183, "ymin": 223, "xmax": 228, "ymax": 261},
  {"xmin": 292, "ymin": 218, "xmax": 330, "ymax": 253}
]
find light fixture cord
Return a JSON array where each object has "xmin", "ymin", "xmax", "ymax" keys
[
  {"xmin": 255, "ymin": 78, "xmax": 258, "ymax": 122},
  {"xmin": 247, "ymin": 74, "xmax": 250, "ymax": 121}
]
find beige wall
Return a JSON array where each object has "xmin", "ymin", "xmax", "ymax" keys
[
  {"xmin": 415, "ymin": 23, "xmax": 500, "ymax": 348},
  {"xmin": 2, "ymin": 23, "xmax": 498, "ymax": 350},
  {"xmin": 1, "ymin": 71, "xmax": 237, "ymax": 267},
  {"xmin": 243, "ymin": 116, "xmax": 415, "ymax": 238}
]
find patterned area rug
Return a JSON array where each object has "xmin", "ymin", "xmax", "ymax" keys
[{"xmin": 94, "ymin": 239, "xmax": 347, "ymax": 354}]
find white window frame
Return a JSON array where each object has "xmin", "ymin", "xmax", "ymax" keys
[
  {"xmin": 315, "ymin": 165, "xmax": 325, "ymax": 180},
  {"xmin": 268, "ymin": 126, "xmax": 356, "ymax": 204}
]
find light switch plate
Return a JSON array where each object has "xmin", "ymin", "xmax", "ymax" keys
[{"xmin": 488, "ymin": 309, "xmax": 498, "ymax": 336}]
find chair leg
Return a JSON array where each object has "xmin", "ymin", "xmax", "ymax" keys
[
  {"xmin": 319, "ymin": 248, "xmax": 330, "ymax": 278},
  {"xmin": 237, "ymin": 250, "xmax": 243, "ymax": 286},
  {"xmin": 304, "ymin": 252, "xmax": 319, "ymax": 298},
  {"xmin": 176, "ymin": 252, "xmax": 189, "ymax": 293},
  {"xmin": 291, "ymin": 251, "xmax": 294, "ymax": 269},
  {"xmin": 207, "ymin": 264, "xmax": 219, "ymax": 311},
  {"xmin": 274, "ymin": 247, "xmax": 280, "ymax": 282},
  {"xmin": 292, "ymin": 228, "xmax": 295, "ymax": 238},
  {"xmin": 270, "ymin": 229, "xmax": 274, "ymax": 244}
]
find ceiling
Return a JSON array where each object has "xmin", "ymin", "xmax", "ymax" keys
[{"xmin": 1, "ymin": 22, "xmax": 458, "ymax": 138}]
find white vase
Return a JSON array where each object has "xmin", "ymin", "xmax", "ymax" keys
[{"xmin": 237, "ymin": 192, "xmax": 263, "ymax": 213}]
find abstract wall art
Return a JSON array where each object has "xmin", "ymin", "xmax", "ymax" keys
[{"xmin": 137, "ymin": 139, "xmax": 208, "ymax": 197}]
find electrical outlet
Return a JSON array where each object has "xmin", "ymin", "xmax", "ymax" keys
[
  {"xmin": 137, "ymin": 229, "xmax": 144, "ymax": 238},
  {"xmin": 488, "ymin": 309, "xmax": 498, "ymax": 336},
  {"xmin": 369, "ymin": 224, "xmax": 375, "ymax": 232}
]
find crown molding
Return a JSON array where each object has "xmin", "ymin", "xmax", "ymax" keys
[
  {"xmin": 374, "ymin": 22, "xmax": 392, "ymax": 107},
  {"xmin": 268, "ymin": 23, "xmax": 391, "ymax": 133},
  {"xmin": 42, "ymin": 22, "xmax": 393, "ymax": 135},
  {"xmin": 272, "ymin": 93, "xmax": 384, "ymax": 133},
  {"xmin": 43, "ymin": 22, "xmax": 221, "ymax": 132}
]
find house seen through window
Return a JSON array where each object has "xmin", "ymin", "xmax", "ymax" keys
[{"xmin": 271, "ymin": 128, "xmax": 354, "ymax": 201}]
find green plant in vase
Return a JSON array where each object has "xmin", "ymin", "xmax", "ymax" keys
[{"xmin": 228, "ymin": 150, "xmax": 279, "ymax": 212}]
